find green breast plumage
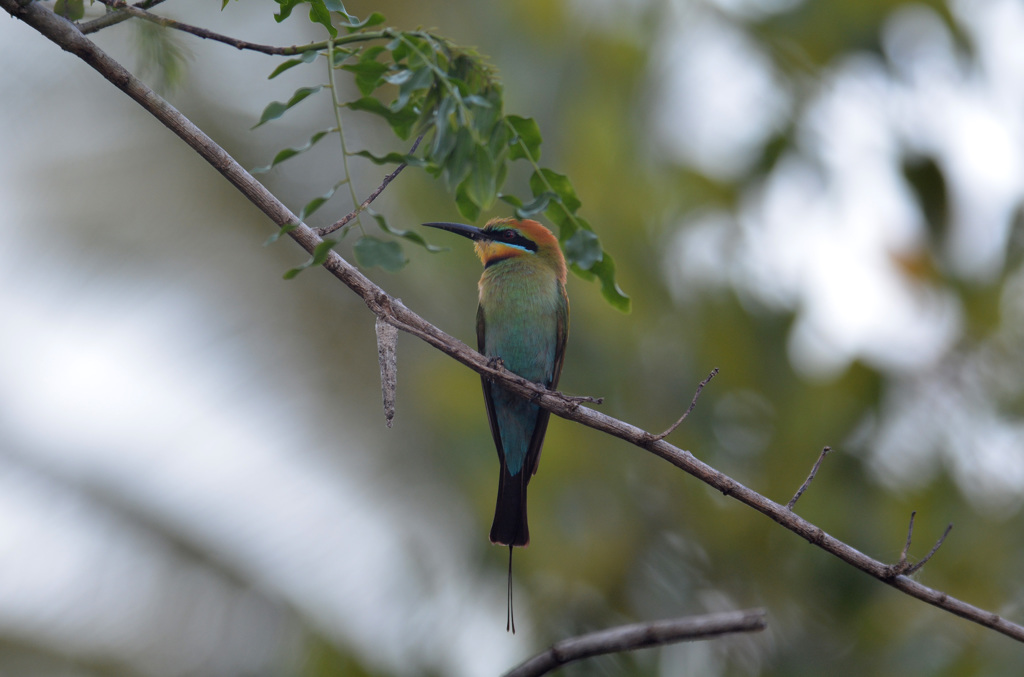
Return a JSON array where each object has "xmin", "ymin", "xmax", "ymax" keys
[{"xmin": 477, "ymin": 257, "xmax": 567, "ymax": 476}]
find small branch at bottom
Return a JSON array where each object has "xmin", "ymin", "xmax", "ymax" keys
[{"xmin": 503, "ymin": 609, "xmax": 766, "ymax": 677}]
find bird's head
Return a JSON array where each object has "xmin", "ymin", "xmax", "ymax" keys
[{"xmin": 423, "ymin": 218, "xmax": 566, "ymax": 283}]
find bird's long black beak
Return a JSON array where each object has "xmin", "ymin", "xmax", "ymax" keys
[{"xmin": 422, "ymin": 221, "xmax": 492, "ymax": 241}]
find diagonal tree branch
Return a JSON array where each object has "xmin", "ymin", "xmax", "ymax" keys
[
  {"xmin": 4, "ymin": 0, "xmax": 1024, "ymax": 647},
  {"xmin": 503, "ymin": 610, "xmax": 767, "ymax": 677}
]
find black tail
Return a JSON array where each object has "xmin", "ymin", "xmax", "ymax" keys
[{"xmin": 489, "ymin": 462, "xmax": 529, "ymax": 546}]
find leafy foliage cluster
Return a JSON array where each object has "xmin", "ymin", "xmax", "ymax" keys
[{"xmin": 248, "ymin": 0, "xmax": 629, "ymax": 310}]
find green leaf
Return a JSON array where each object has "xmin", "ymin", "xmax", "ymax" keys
[
  {"xmin": 307, "ymin": 0, "xmax": 338, "ymax": 38},
  {"xmin": 461, "ymin": 143, "xmax": 497, "ymax": 211},
  {"xmin": 444, "ymin": 126, "xmax": 475, "ymax": 191},
  {"xmin": 387, "ymin": 35, "xmax": 407, "ymax": 60},
  {"xmin": 345, "ymin": 11, "xmax": 386, "ymax": 32},
  {"xmin": 590, "ymin": 254, "xmax": 630, "ymax": 312},
  {"xmin": 469, "ymin": 93, "xmax": 501, "ymax": 139},
  {"xmin": 283, "ymin": 238, "xmax": 337, "ymax": 279},
  {"xmin": 429, "ymin": 120, "xmax": 457, "ymax": 167},
  {"xmin": 494, "ymin": 156, "xmax": 508, "ymax": 195},
  {"xmin": 322, "ymin": 0, "xmax": 356, "ymax": 21},
  {"xmin": 506, "ymin": 115, "xmax": 542, "ymax": 162},
  {"xmin": 428, "ymin": 96, "xmax": 457, "ymax": 162},
  {"xmin": 54, "ymin": 0, "xmax": 84, "ymax": 20},
  {"xmin": 299, "ymin": 180, "xmax": 347, "ymax": 220},
  {"xmin": 530, "ymin": 168, "xmax": 581, "ymax": 214},
  {"xmin": 514, "ymin": 191, "xmax": 558, "ymax": 218},
  {"xmin": 383, "ymin": 68, "xmax": 413, "ymax": 86},
  {"xmin": 264, "ymin": 222, "xmax": 300, "ymax": 246},
  {"xmin": 345, "ymin": 97, "xmax": 419, "ymax": 139},
  {"xmin": 342, "ymin": 48, "xmax": 389, "ymax": 95},
  {"xmin": 330, "ymin": 47, "xmax": 356, "ymax": 67},
  {"xmin": 252, "ymin": 86, "xmax": 323, "ymax": 128},
  {"xmin": 488, "ymin": 119, "xmax": 512, "ymax": 158},
  {"xmin": 564, "ymin": 228, "xmax": 603, "ymax": 270},
  {"xmin": 455, "ymin": 183, "xmax": 481, "ymax": 221},
  {"xmin": 268, "ymin": 50, "xmax": 320, "ymax": 79},
  {"xmin": 499, "ymin": 194, "xmax": 523, "ymax": 209},
  {"xmin": 544, "ymin": 210, "xmax": 584, "ymax": 251},
  {"xmin": 391, "ymin": 66, "xmax": 434, "ymax": 112},
  {"xmin": 273, "ymin": 0, "xmax": 304, "ymax": 23},
  {"xmin": 369, "ymin": 213, "xmax": 446, "ymax": 252},
  {"xmin": 464, "ymin": 94, "xmax": 493, "ymax": 108},
  {"xmin": 350, "ymin": 149, "xmax": 425, "ymax": 166},
  {"xmin": 354, "ymin": 236, "xmax": 407, "ymax": 271},
  {"xmin": 253, "ymin": 129, "xmax": 333, "ymax": 173}
]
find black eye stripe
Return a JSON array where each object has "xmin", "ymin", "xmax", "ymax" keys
[{"xmin": 490, "ymin": 229, "xmax": 538, "ymax": 252}]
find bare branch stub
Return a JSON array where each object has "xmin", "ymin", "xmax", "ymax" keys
[
  {"xmin": 906, "ymin": 523, "xmax": 953, "ymax": 575},
  {"xmin": 503, "ymin": 609, "xmax": 767, "ymax": 677},
  {"xmin": 900, "ymin": 511, "xmax": 917, "ymax": 563},
  {"xmin": 787, "ymin": 446, "xmax": 832, "ymax": 510},
  {"xmin": 650, "ymin": 367, "xmax": 719, "ymax": 441},
  {"xmin": 886, "ymin": 513, "xmax": 954, "ymax": 578}
]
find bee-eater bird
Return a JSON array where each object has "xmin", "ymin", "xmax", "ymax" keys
[{"xmin": 423, "ymin": 218, "xmax": 569, "ymax": 632}]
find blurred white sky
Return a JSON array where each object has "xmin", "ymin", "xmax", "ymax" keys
[
  {"xmin": 661, "ymin": 0, "xmax": 1024, "ymax": 376},
  {"xmin": 656, "ymin": 0, "xmax": 1024, "ymax": 512}
]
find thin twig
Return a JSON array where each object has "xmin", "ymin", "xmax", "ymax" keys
[
  {"xmin": 92, "ymin": 0, "xmax": 386, "ymax": 55},
  {"xmin": 6, "ymin": 0, "xmax": 1024, "ymax": 645},
  {"xmin": 78, "ymin": 0, "xmax": 167, "ymax": 34},
  {"xmin": 787, "ymin": 446, "xmax": 832, "ymax": 510},
  {"xmin": 315, "ymin": 135, "xmax": 425, "ymax": 238},
  {"xmin": 503, "ymin": 610, "xmax": 767, "ymax": 677},
  {"xmin": 906, "ymin": 523, "xmax": 953, "ymax": 575},
  {"xmin": 649, "ymin": 367, "xmax": 718, "ymax": 441},
  {"xmin": 886, "ymin": 513, "xmax": 954, "ymax": 577},
  {"xmin": 900, "ymin": 511, "xmax": 917, "ymax": 564}
]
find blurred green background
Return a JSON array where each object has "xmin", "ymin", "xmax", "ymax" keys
[{"xmin": 2, "ymin": 0, "xmax": 1024, "ymax": 675}]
